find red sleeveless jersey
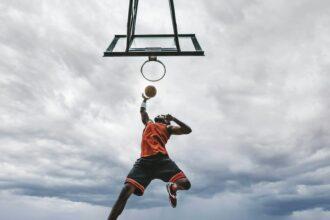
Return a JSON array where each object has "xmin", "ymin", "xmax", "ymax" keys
[{"xmin": 141, "ymin": 121, "xmax": 170, "ymax": 157}]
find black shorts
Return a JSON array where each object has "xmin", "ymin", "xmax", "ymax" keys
[{"xmin": 125, "ymin": 153, "xmax": 187, "ymax": 196}]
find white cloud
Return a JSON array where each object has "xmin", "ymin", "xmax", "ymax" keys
[{"xmin": 1, "ymin": 0, "xmax": 330, "ymax": 219}]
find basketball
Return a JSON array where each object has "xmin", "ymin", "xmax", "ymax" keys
[{"xmin": 145, "ymin": 85, "xmax": 157, "ymax": 98}]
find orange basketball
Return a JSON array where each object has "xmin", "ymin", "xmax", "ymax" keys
[{"xmin": 145, "ymin": 85, "xmax": 157, "ymax": 98}]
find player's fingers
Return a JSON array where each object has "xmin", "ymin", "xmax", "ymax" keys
[{"xmin": 142, "ymin": 94, "xmax": 150, "ymax": 100}]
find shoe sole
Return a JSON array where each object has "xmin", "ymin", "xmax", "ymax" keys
[{"xmin": 166, "ymin": 184, "xmax": 177, "ymax": 208}]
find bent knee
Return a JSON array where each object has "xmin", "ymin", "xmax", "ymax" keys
[
  {"xmin": 185, "ymin": 180, "xmax": 191, "ymax": 190},
  {"xmin": 179, "ymin": 179, "xmax": 191, "ymax": 190}
]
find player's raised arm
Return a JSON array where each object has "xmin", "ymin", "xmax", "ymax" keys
[
  {"xmin": 166, "ymin": 114, "xmax": 192, "ymax": 135},
  {"xmin": 140, "ymin": 94, "xmax": 151, "ymax": 125}
]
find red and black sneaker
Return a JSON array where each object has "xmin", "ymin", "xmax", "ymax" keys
[{"xmin": 166, "ymin": 183, "xmax": 177, "ymax": 208}]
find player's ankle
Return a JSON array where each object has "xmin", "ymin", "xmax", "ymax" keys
[{"xmin": 171, "ymin": 183, "xmax": 178, "ymax": 192}]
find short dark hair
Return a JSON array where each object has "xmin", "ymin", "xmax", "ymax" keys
[{"xmin": 154, "ymin": 115, "xmax": 165, "ymax": 123}]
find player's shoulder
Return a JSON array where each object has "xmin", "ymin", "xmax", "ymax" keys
[{"xmin": 145, "ymin": 120, "xmax": 154, "ymax": 126}]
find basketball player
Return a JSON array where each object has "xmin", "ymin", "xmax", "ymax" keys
[{"xmin": 108, "ymin": 95, "xmax": 192, "ymax": 220}]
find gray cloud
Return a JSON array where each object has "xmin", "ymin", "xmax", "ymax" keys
[{"xmin": 1, "ymin": 0, "xmax": 330, "ymax": 219}]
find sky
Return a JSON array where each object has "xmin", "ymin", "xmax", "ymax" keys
[{"xmin": 1, "ymin": 0, "xmax": 330, "ymax": 219}]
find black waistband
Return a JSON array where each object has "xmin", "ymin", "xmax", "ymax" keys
[{"xmin": 142, "ymin": 152, "xmax": 168, "ymax": 159}]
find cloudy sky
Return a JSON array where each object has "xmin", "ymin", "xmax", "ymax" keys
[{"xmin": 1, "ymin": 0, "xmax": 330, "ymax": 219}]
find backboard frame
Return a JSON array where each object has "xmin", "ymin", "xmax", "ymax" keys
[
  {"xmin": 104, "ymin": 34, "xmax": 204, "ymax": 57},
  {"xmin": 104, "ymin": 0, "xmax": 204, "ymax": 57}
]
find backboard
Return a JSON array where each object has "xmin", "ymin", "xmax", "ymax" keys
[
  {"xmin": 104, "ymin": 34, "xmax": 204, "ymax": 57},
  {"xmin": 104, "ymin": 0, "xmax": 204, "ymax": 57},
  {"xmin": 104, "ymin": 0, "xmax": 204, "ymax": 81}
]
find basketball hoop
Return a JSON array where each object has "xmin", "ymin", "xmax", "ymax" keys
[
  {"xmin": 140, "ymin": 56, "xmax": 166, "ymax": 82},
  {"xmin": 104, "ymin": 0, "xmax": 205, "ymax": 82}
]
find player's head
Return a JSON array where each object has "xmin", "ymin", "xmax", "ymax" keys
[{"xmin": 154, "ymin": 115, "xmax": 170, "ymax": 125}]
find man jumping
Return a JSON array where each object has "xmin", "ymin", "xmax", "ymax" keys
[{"xmin": 108, "ymin": 95, "xmax": 192, "ymax": 220}]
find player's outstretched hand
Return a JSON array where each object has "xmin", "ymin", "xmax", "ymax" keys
[{"xmin": 142, "ymin": 93, "xmax": 150, "ymax": 101}]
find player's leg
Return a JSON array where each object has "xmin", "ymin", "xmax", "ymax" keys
[
  {"xmin": 108, "ymin": 157, "xmax": 151, "ymax": 220},
  {"xmin": 166, "ymin": 172, "xmax": 191, "ymax": 208},
  {"xmin": 108, "ymin": 183, "xmax": 136, "ymax": 220},
  {"xmin": 170, "ymin": 177, "xmax": 191, "ymax": 191},
  {"xmin": 154, "ymin": 155, "xmax": 190, "ymax": 208}
]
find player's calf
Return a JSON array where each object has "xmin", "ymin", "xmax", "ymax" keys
[{"xmin": 108, "ymin": 184, "xmax": 135, "ymax": 220}]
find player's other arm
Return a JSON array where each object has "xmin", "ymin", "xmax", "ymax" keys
[
  {"xmin": 140, "ymin": 94, "xmax": 151, "ymax": 125},
  {"xmin": 166, "ymin": 114, "xmax": 192, "ymax": 135}
]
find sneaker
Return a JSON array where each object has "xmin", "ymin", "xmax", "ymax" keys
[{"xmin": 166, "ymin": 183, "xmax": 177, "ymax": 208}]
